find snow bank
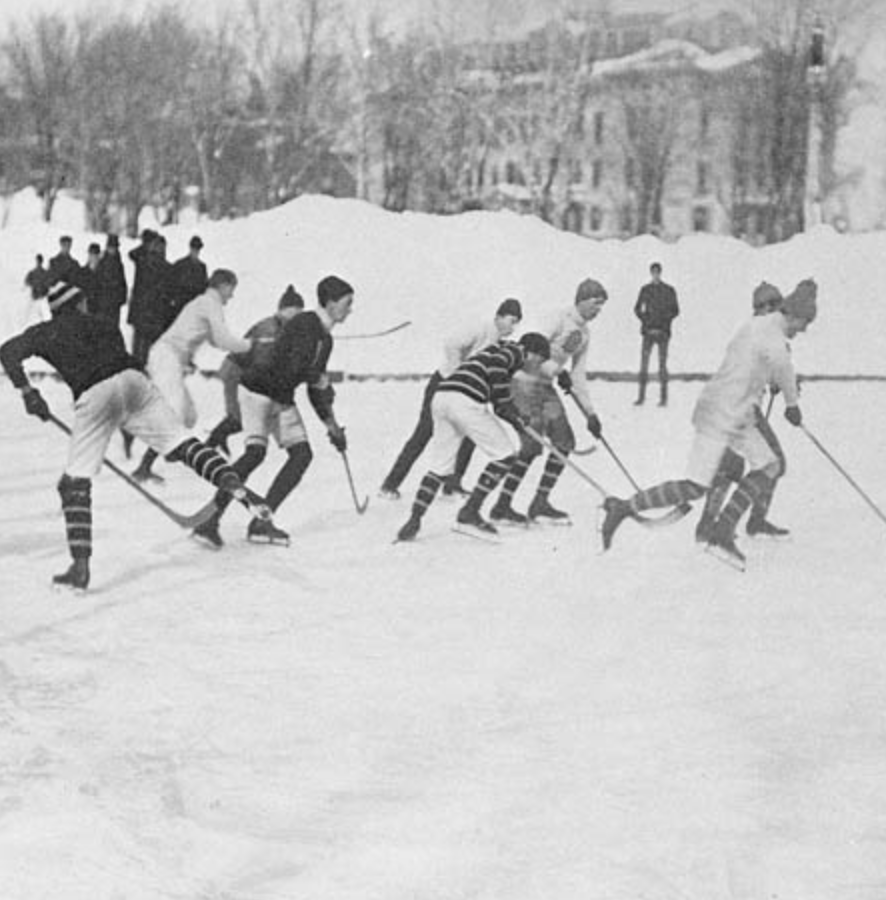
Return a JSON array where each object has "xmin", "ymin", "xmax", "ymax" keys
[{"xmin": 1, "ymin": 192, "xmax": 883, "ymax": 378}]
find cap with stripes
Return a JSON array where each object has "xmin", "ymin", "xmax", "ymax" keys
[{"xmin": 47, "ymin": 281, "xmax": 85, "ymax": 312}]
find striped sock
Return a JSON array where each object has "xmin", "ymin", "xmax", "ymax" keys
[
  {"xmin": 497, "ymin": 457, "xmax": 530, "ymax": 502},
  {"xmin": 466, "ymin": 457, "xmax": 513, "ymax": 510},
  {"xmin": 716, "ymin": 471, "xmax": 772, "ymax": 534},
  {"xmin": 536, "ymin": 453, "xmax": 565, "ymax": 500},
  {"xmin": 411, "ymin": 471, "xmax": 445, "ymax": 519},
  {"xmin": 169, "ymin": 438, "xmax": 236, "ymax": 488},
  {"xmin": 58, "ymin": 475, "xmax": 92, "ymax": 560},
  {"xmin": 629, "ymin": 479, "xmax": 706, "ymax": 513}
]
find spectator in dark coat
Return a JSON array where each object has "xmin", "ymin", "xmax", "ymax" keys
[
  {"xmin": 93, "ymin": 234, "xmax": 128, "ymax": 325},
  {"xmin": 164, "ymin": 235, "xmax": 209, "ymax": 328},
  {"xmin": 48, "ymin": 235, "xmax": 80, "ymax": 286},
  {"xmin": 76, "ymin": 242, "xmax": 102, "ymax": 311},
  {"xmin": 633, "ymin": 261, "xmax": 680, "ymax": 407},
  {"xmin": 25, "ymin": 254, "xmax": 51, "ymax": 300},
  {"xmin": 127, "ymin": 231, "xmax": 170, "ymax": 367}
]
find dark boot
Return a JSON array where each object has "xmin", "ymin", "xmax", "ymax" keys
[
  {"xmin": 601, "ymin": 497, "xmax": 632, "ymax": 550},
  {"xmin": 53, "ymin": 558, "xmax": 90, "ymax": 592}
]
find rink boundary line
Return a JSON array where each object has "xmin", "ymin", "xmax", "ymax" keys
[{"xmin": 6, "ymin": 370, "xmax": 886, "ymax": 385}]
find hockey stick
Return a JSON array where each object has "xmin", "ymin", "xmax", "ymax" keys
[
  {"xmin": 340, "ymin": 450, "xmax": 369, "ymax": 514},
  {"xmin": 522, "ymin": 423, "xmax": 689, "ymax": 529},
  {"xmin": 801, "ymin": 424, "xmax": 886, "ymax": 528},
  {"xmin": 48, "ymin": 414, "xmax": 219, "ymax": 530},
  {"xmin": 337, "ymin": 320, "xmax": 412, "ymax": 341},
  {"xmin": 560, "ymin": 383, "xmax": 689, "ymax": 517}
]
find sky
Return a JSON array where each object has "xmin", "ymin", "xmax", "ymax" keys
[{"xmin": 1, "ymin": 192, "xmax": 886, "ymax": 898}]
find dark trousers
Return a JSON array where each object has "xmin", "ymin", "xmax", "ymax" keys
[
  {"xmin": 637, "ymin": 332, "xmax": 670, "ymax": 403},
  {"xmin": 382, "ymin": 374, "xmax": 475, "ymax": 492}
]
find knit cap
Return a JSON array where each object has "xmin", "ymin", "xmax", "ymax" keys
[
  {"xmin": 317, "ymin": 275, "xmax": 354, "ymax": 305},
  {"xmin": 278, "ymin": 284, "xmax": 305, "ymax": 310},
  {"xmin": 47, "ymin": 281, "xmax": 85, "ymax": 314},
  {"xmin": 781, "ymin": 279, "xmax": 818, "ymax": 323},
  {"xmin": 496, "ymin": 297, "xmax": 523, "ymax": 320},
  {"xmin": 752, "ymin": 281, "xmax": 783, "ymax": 314},
  {"xmin": 575, "ymin": 278, "xmax": 608, "ymax": 304}
]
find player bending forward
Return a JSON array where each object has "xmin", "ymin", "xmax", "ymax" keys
[{"xmin": 0, "ymin": 281, "xmax": 271, "ymax": 592}]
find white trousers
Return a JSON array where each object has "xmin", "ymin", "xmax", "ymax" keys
[
  {"xmin": 426, "ymin": 391, "xmax": 516, "ymax": 475},
  {"xmin": 147, "ymin": 341, "xmax": 197, "ymax": 428},
  {"xmin": 240, "ymin": 388, "xmax": 308, "ymax": 449},
  {"xmin": 66, "ymin": 369, "xmax": 190, "ymax": 478}
]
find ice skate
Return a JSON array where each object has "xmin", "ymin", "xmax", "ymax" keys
[
  {"xmin": 131, "ymin": 462, "xmax": 164, "ymax": 485},
  {"xmin": 193, "ymin": 513, "xmax": 224, "ymax": 549},
  {"xmin": 246, "ymin": 517, "xmax": 290, "ymax": 546},
  {"xmin": 453, "ymin": 504, "xmax": 499, "ymax": 542},
  {"xmin": 442, "ymin": 479, "xmax": 470, "ymax": 498},
  {"xmin": 489, "ymin": 497, "xmax": 529, "ymax": 527},
  {"xmin": 395, "ymin": 515, "xmax": 421, "ymax": 542},
  {"xmin": 378, "ymin": 486, "xmax": 401, "ymax": 501},
  {"xmin": 528, "ymin": 494, "xmax": 571, "ymax": 525},
  {"xmin": 746, "ymin": 518, "xmax": 790, "ymax": 539},
  {"xmin": 705, "ymin": 525, "xmax": 747, "ymax": 571},
  {"xmin": 52, "ymin": 558, "xmax": 90, "ymax": 593},
  {"xmin": 600, "ymin": 497, "xmax": 631, "ymax": 550}
]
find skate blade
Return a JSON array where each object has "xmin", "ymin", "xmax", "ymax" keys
[
  {"xmin": 703, "ymin": 543, "xmax": 746, "ymax": 572},
  {"xmin": 530, "ymin": 517, "xmax": 573, "ymax": 528},
  {"xmin": 192, "ymin": 532, "xmax": 223, "ymax": 551},
  {"xmin": 451, "ymin": 524, "xmax": 502, "ymax": 544},
  {"xmin": 247, "ymin": 534, "xmax": 290, "ymax": 547},
  {"xmin": 746, "ymin": 532, "xmax": 792, "ymax": 542},
  {"xmin": 52, "ymin": 582, "xmax": 88, "ymax": 596}
]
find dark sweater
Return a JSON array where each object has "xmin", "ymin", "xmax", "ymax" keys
[
  {"xmin": 240, "ymin": 310, "xmax": 334, "ymax": 412},
  {"xmin": 436, "ymin": 342, "xmax": 523, "ymax": 417},
  {"xmin": 0, "ymin": 310, "xmax": 140, "ymax": 400}
]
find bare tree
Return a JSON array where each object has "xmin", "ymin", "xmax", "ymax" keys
[{"xmin": 4, "ymin": 13, "xmax": 78, "ymax": 222}]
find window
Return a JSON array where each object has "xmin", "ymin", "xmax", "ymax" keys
[
  {"xmin": 692, "ymin": 206, "xmax": 710, "ymax": 232},
  {"xmin": 589, "ymin": 206, "xmax": 603, "ymax": 231},
  {"xmin": 699, "ymin": 106, "xmax": 710, "ymax": 140},
  {"xmin": 696, "ymin": 161, "xmax": 709, "ymax": 195},
  {"xmin": 563, "ymin": 202, "xmax": 585, "ymax": 234},
  {"xmin": 592, "ymin": 160, "xmax": 603, "ymax": 188},
  {"xmin": 569, "ymin": 160, "xmax": 583, "ymax": 184},
  {"xmin": 594, "ymin": 111, "xmax": 605, "ymax": 146}
]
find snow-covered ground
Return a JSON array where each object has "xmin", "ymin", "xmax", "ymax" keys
[{"xmin": 2, "ymin": 194, "xmax": 886, "ymax": 898}]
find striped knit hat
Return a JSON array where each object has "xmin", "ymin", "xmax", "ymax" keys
[{"xmin": 47, "ymin": 281, "xmax": 85, "ymax": 314}]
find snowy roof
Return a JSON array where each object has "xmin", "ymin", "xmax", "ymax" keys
[{"xmin": 593, "ymin": 38, "xmax": 759, "ymax": 77}]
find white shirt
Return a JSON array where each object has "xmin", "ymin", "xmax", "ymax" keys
[
  {"xmin": 692, "ymin": 314, "xmax": 799, "ymax": 439},
  {"xmin": 437, "ymin": 320, "xmax": 503, "ymax": 378},
  {"xmin": 157, "ymin": 287, "xmax": 251, "ymax": 365},
  {"xmin": 539, "ymin": 305, "xmax": 594, "ymax": 413}
]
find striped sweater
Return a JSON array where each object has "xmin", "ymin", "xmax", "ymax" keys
[{"xmin": 436, "ymin": 342, "xmax": 523, "ymax": 416}]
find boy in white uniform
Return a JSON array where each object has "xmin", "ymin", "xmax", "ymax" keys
[
  {"xmin": 601, "ymin": 279, "xmax": 818, "ymax": 565},
  {"xmin": 133, "ymin": 268, "xmax": 252, "ymax": 482}
]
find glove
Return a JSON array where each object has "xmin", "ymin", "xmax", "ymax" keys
[
  {"xmin": 556, "ymin": 370, "xmax": 573, "ymax": 392},
  {"xmin": 499, "ymin": 405, "xmax": 528, "ymax": 432},
  {"xmin": 327, "ymin": 423, "xmax": 347, "ymax": 452},
  {"xmin": 22, "ymin": 387, "xmax": 50, "ymax": 421},
  {"xmin": 586, "ymin": 413, "xmax": 602, "ymax": 439},
  {"xmin": 784, "ymin": 405, "xmax": 802, "ymax": 427}
]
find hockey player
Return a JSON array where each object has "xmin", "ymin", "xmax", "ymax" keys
[
  {"xmin": 0, "ymin": 281, "xmax": 270, "ymax": 592},
  {"xmin": 205, "ymin": 284, "xmax": 304, "ymax": 454},
  {"xmin": 601, "ymin": 279, "xmax": 818, "ymax": 566},
  {"xmin": 694, "ymin": 281, "xmax": 791, "ymax": 542},
  {"xmin": 395, "ymin": 332, "xmax": 551, "ymax": 542},
  {"xmin": 488, "ymin": 277, "xmax": 607, "ymax": 525},
  {"xmin": 378, "ymin": 298, "xmax": 523, "ymax": 500},
  {"xmin": 132, "ymin": 268, "xmax": 252, "ymax": 483},
  {"xmin": 193, "ymin": 275, "xmax": 354, "ymax": 547}
]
